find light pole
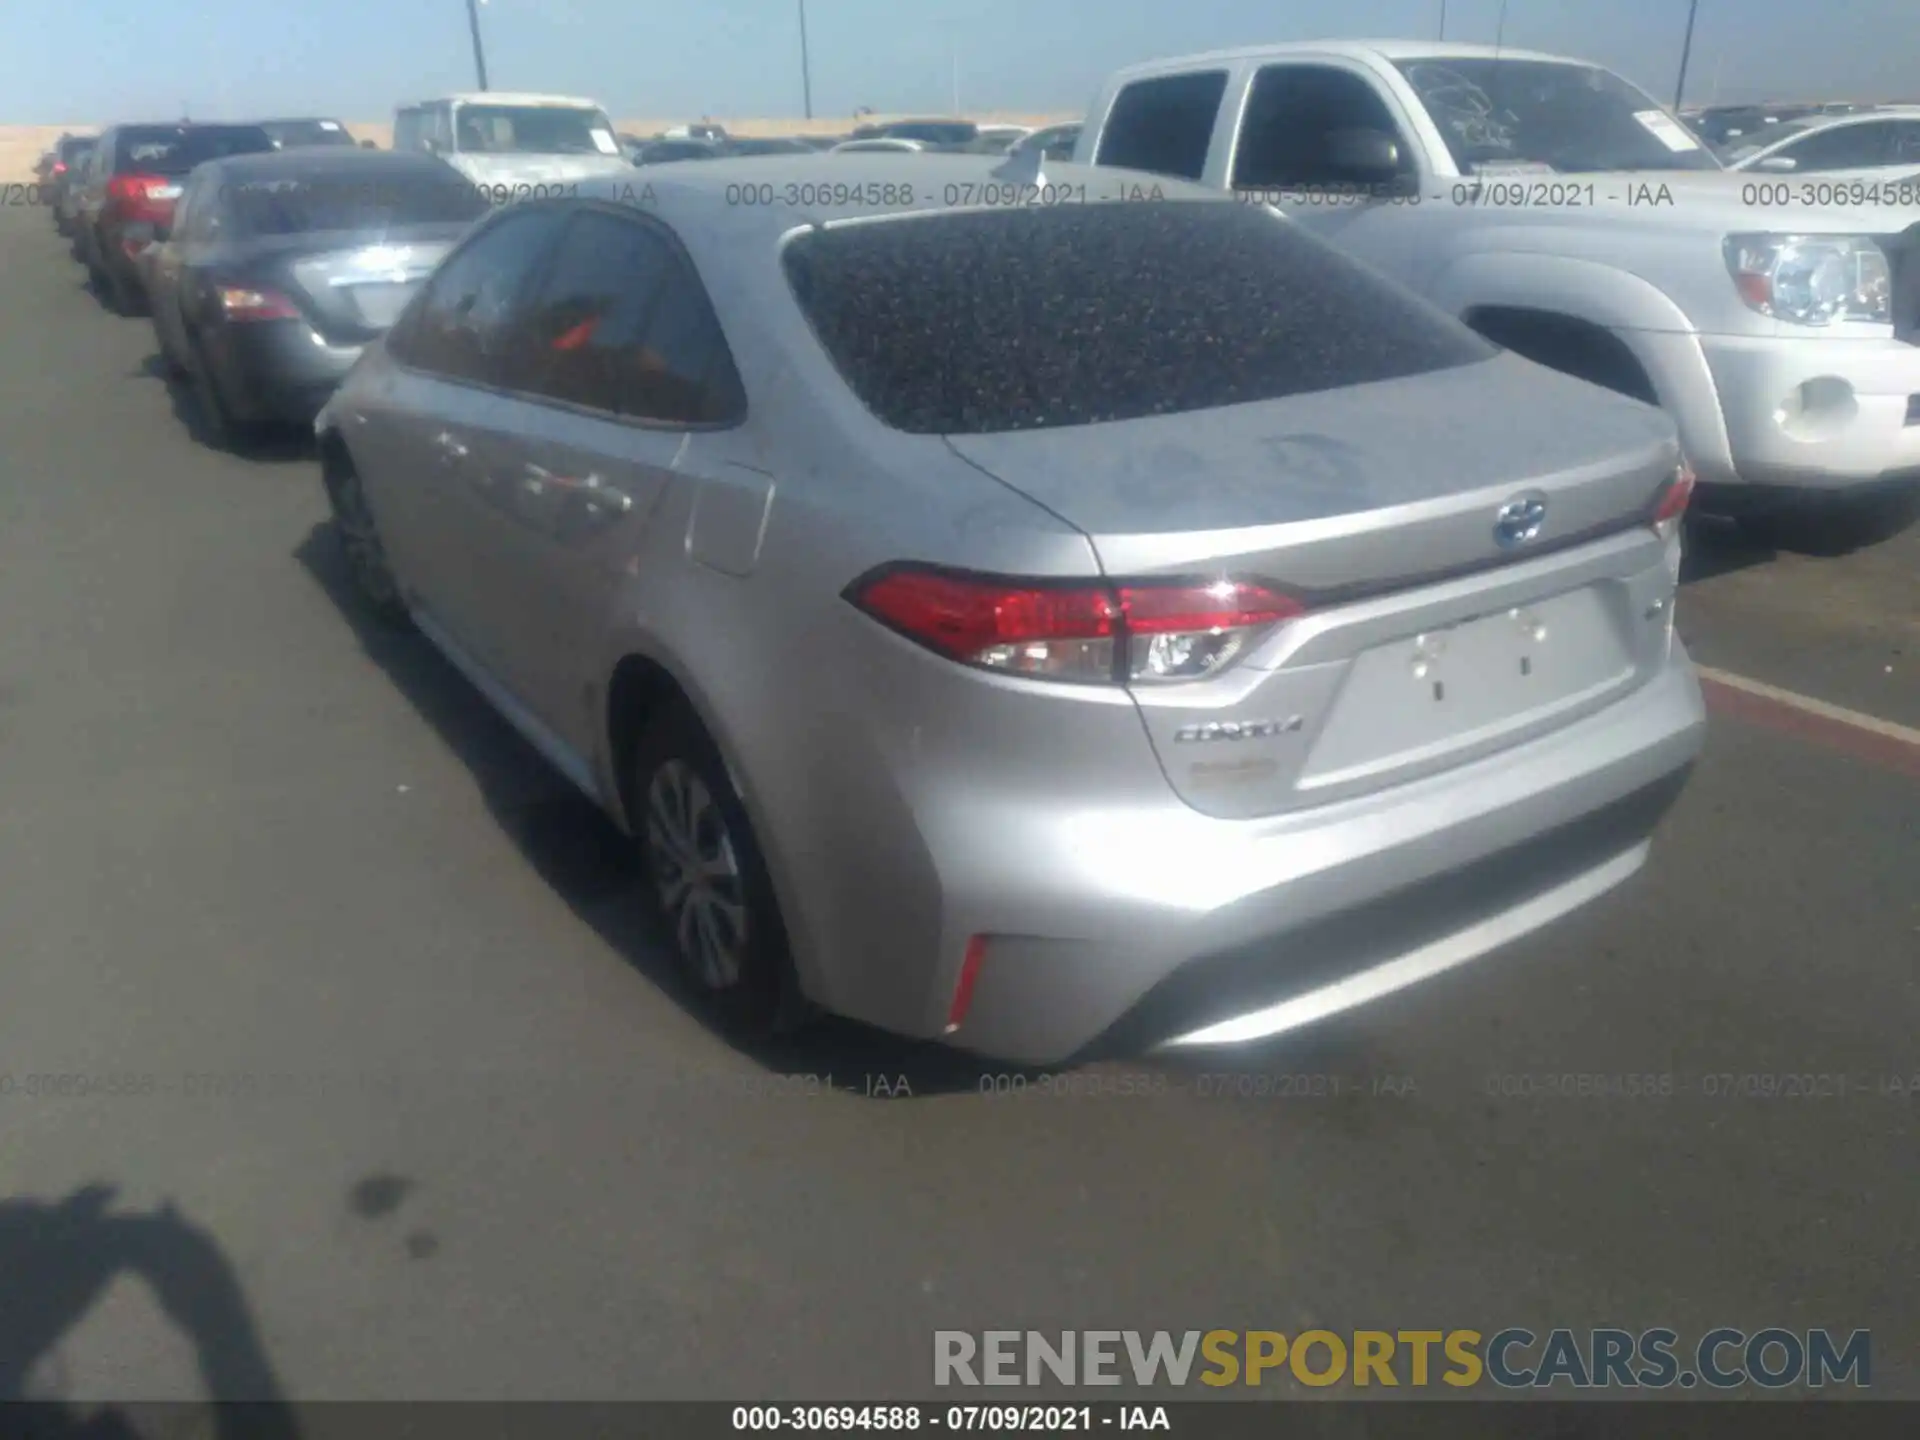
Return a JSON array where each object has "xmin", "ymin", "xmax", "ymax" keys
[
  {"xmin": 1673, "ymin": 0, "xmax": 1701, "ymax": 110},
  {"xmin": 1437, "ymin": 0, "xmax": 1446, "ymax": 40},
  {"xmin": 464, "ymin": 0, "xmax": 490, "ymax": 91},
  {"xmin": 797, "ymin": 0, "xmax": 814, "ymax": 120}
]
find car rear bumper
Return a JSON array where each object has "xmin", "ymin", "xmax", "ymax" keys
[
  {"xmin": 206, "ymin": 322, "xmax": 363, "ymax": 424},
  {"xmin": 1700, "ymin": 332, "xmax": 1920, "ymax": 493},
  {"xmin": 864, "ymin": 644, "xmax": 1705, "ymax": 1067}
]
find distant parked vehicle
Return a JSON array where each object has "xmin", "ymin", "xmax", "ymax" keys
[
  {"xmin": 830, "ymin": 137, "xmax": 928, "ymax": 154},
  {"xmin": 849, "ymin": 118, "xmax": 980, "ymax": 147},
  {"xmin": 635, "ymin": 138, "xmax": 724, "ymax": 165},
  {"xmin": 1009, "ymin": 122, "xmax": 1081, "ymax": 162},
  {"xmin": 968, "ymin": 125, "xmax": 1033, "ymax": 154},
  {"xmin": 255, "ymin": 118, "xmax": 359, "ymax": 149},
  {"xmin": 45, "ymin": 134, "xmax": 98, "ymax": 235},
  {"xmin": 73, "ymin": 122, "xmax": 276, "ymax": 315},
  {"xmin": 1726, "ymin": 108, "xmax": 1920, "ymax": 175},
  {"xmin": 392, "ymin": 92, "xmax": 635, "ymax": 190},
  {"xmin": 724, "ymin": 137, "xmax": 821, "ymax": 157},
  {"xmin": 141, "ymin": 148, "xmax": 488, "ymax": 451}
]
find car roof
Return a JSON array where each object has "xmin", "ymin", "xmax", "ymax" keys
[
  {"xmin": 198, "ymin": 148, "xmax": 448, "ymax": 181},
  {"xmin": 1108, "ymin": 37, "xmax": 1586, "ymax": 78}
]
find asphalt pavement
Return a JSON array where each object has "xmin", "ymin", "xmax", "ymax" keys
[{"xmin": 0, "ymin": 204, "xmax": 1914, "ymax": 1405}]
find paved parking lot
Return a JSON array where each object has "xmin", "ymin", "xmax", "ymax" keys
[{"xmin": 0, "ymin": 203, "xmax": 1914, "ymax": 1404}]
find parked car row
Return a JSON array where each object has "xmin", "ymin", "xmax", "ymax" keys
[{"xmin": 52, "ymin": 35, "xmax": 1915, "ymax": 1065}]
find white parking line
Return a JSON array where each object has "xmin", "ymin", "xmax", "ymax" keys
[{"xmin": 1695, "ymin": 666, "xmax": 1920, "ymax": 749}]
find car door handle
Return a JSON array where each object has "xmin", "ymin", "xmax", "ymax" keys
[
  {"xmin": 433, "ymin": 432, "xmax": 470, "ymax": 463},
  {"xmin": 522, "ymin": 465, "xmax": 632, "ymax": 514}
]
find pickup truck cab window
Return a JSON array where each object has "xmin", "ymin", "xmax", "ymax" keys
[
  {"xmin": 1093, "ymin": 71, "xmax": 1227, "ymax": 181},
  {"xmin": 1232, "ymin": 64, "xmax": 1418, "ymax": 191}
]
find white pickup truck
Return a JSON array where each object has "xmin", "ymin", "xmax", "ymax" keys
[
  {"xmin": 392, "ymin": 91, "xmax": 636, "ymax": 192},
  {"xmin": 1073, "ymin": 41, "xmax": 1920, "ymax": 552}
]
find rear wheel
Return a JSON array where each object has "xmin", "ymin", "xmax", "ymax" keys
[
  {"xmin": 107, "ymin": 262, "xmax": 145, "ymax": 317},
  {"xmin": 629, "ymin": 706, "xmax": 795, "ymax": 1036},
  {"xmin": 186, "ymin": 333, "xmax": 256, "ymax": 453},
  {"xmin": 1733, "ymin": 486, "xmax": 1920, "ymax": 557}
]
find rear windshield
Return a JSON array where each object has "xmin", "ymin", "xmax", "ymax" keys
[
  {"xmin": 263, "ymin": 120, "xmax": 357, "ymax": 148},
  {"xmin": 782, "ymin": 201, "xmax": 1495, "ymax": 435},
  {"xmin": 883, "ymin": 121, "xmax": 978, "ymax": 145},
  {"xmin": 223, "ymin": 167, "xmax": 489, "ymax": 236},
  {"xmin": 120, "ymin": 126, "xmax": 275, "ymax": 174}
]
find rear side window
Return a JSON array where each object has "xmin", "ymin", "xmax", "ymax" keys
[
  {"xmin": 224, "ymin": 166, "xmax": 488, "ymax": 236},
  {"xmin": 510, "ymin": 211, "xmax": 745, "ymax": 424},
  {"xmin": 783, "ymin": 202, "xmax": 1495, "ymax": 435},
  {"xmin": 1094, "ymin": 72, "xmax": 1228, "ymax": 180},
  {"xmin": 389, "ymin": 208, "xmax": 570, "ymax": 383}
]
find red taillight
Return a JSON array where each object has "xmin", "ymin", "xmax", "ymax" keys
[
  {"xmin": 52, "ymin": 161, "xmax": 67, "ymax": 176},
  {"xmin": 1653, "ymin": 462, "xmax": 1695, "ymax": 529},
  {"xmin": 945, "ymin": 935, "xmax": 988, "ymax": 1033},
  {"xmin": 106, "ymin": 173, "xmax": 175, "ymax": 223},
  {"xmin": 217, "ymin": 286, "xmax": 302, "ymax": 322},
  {"xmin": 849, "ymin": 566, "xmax": 1303, "ymax": 684}
]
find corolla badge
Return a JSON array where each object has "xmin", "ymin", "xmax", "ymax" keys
[{"xmin": 1493, "ymin": 490, "xmax": 1549, "ymax": 548}]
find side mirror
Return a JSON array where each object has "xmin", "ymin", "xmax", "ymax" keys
[
  {"xmin": 361, "ymin": 138, "xmax": 378, "ymax": 149},
  {"xmin": 422, "ymin": 138, "xmax": 441, "ymax": 155},
  {"xmin": 1325, "ymin": 127, "xmax": 1405, "ymax": 181},
  {"xmin": 1754, "ymin": 155, "xmax": 1798, "ymax": 173}
]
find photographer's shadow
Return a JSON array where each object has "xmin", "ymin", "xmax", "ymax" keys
[{"xmin": 0, "ymin": 1184, "xmax": 299, "ymax": 1440}]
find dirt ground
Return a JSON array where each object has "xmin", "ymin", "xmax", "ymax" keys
[{"xmin": 3, "ymin": 113, "xmax": 1074, "ymax": 181}]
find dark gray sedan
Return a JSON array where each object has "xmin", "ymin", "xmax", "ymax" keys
[{"xmin": 143, "ymin": 148, "xmax": 489, "ymax": 450}]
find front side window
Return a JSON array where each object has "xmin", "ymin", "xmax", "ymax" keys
[
  {"xmin": 388, "ymin": 208, "xmax": 569, "ymax": 383},
  {"xmin": 1232, "ymin": 65, "xmax": 1417, "ymax": 190}
]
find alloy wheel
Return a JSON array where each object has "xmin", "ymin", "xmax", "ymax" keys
[{"xmin": 643, "ymin": 759, "xmax": 750, "ymax": 990}]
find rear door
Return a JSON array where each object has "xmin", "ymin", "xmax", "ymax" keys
[
  {"xmin": 352, "ymin": 206, "xmax": 572, "ymax": 647},
  {"xmin": 461, "ymin": 207, "xmax": 751, "ymax": 748}
]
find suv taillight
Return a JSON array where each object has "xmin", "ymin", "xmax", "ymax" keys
[
  {"xmin": 217, "ymin": 286, "xmax": 302, "ymax": 322},
  {"xmin": 106, "ymin": 173, "xmax": 174, "ymax": 221},
  {"xmin": 847, "ymin": 566, "xmax": 1303, "ymax": 685}
]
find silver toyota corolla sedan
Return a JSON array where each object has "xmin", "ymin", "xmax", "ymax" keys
[{"xmin": 315, "ymin": 155, "xmax": 1708, "ymax": 1066}]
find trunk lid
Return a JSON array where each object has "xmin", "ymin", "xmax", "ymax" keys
[
  {"xmin": 944, "ymin": 353, "xmax": 1684, "ymax": 817},
  {"xmin": 238, "ymin": 225, "xmax": 468, "ymax": 344}
]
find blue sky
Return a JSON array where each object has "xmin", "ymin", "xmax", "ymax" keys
[{"xmin": 8, "ymin": 0, "xmax": 1918, "ymax": 124}]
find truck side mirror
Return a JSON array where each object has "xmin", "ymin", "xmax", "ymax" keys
[
  {"xmin": 361, "ymin": 138, "xmax": 378, "ymax": 149},
  {"xmin": 1324, "ymin": 127, "xmax": 1417, "ymax": 196}
]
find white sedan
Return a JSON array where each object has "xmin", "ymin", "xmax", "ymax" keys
[{"xmin": 1727, "ymin": 108, "xmax": 1920, "ymax": 178}]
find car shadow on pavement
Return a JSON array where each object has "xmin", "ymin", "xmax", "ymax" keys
[
  {"xmin": 0, "ymin": 1183, "xmax": 301, "ymax": 1440},
  {"xmin": 1680, "ymin": 514, "xmax": 1776, "ymax": 585},
  {"xmin": 131, "ymin": 355, "xmax": 315, "ymax": 466},
  {"xmin": 292, "ymin": 523, "xmax": 1007, "ymax": 1098}
]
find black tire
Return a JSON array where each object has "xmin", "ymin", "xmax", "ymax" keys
[
  {"xmin": 323, "ymin": 458, "xmax": 411, "ymax": 629},
  {"xmin": 108, "ymin": 263, "xmax": 146, "ymax": 317},
  {"xmin": 1737, "ymin": 490, "xmax": 1920, "ymax": 557},
  {"xmin": 186, "ymin": 333, "xmax": 254, "ymax": 453},
  {"xmin": 628, "ymin": 706, "xmax": 797, "ymax": 1036}
]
